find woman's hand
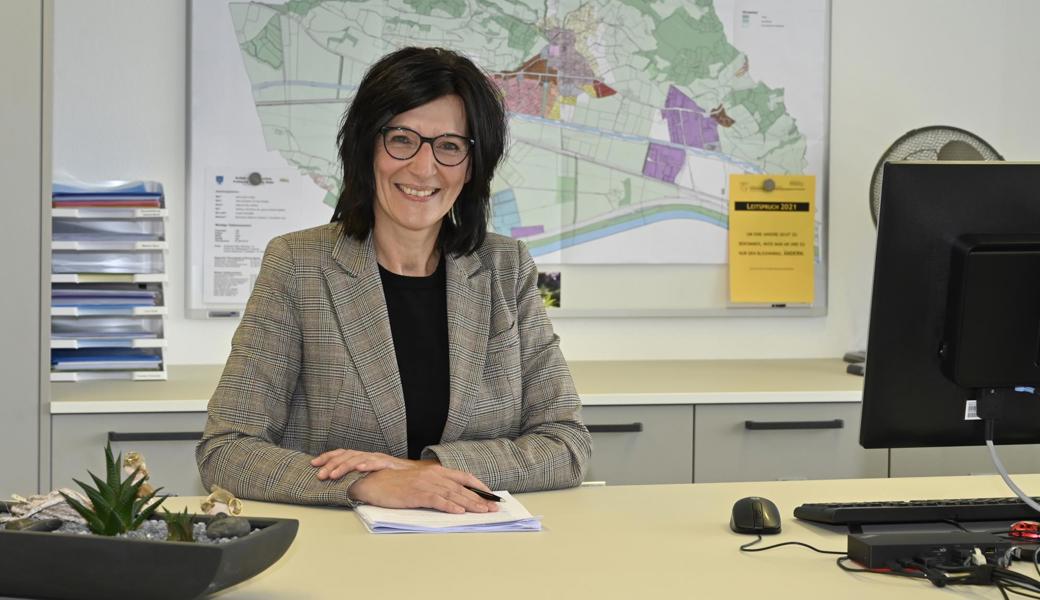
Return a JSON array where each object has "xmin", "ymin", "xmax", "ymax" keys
[
  {"xmin": 347, "ymin": 463, "xmax": 500, "ymax": 514},
  {"xmin": 311, "ymin": 449, "xmax": 428, "ymax": 480}
]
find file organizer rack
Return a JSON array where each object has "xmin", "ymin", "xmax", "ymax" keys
[{"xmin": 50, "ymin": 182, "xmax": 169, "ymax": 381}]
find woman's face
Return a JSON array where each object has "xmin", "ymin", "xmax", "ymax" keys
[{"xmin": 372, "ymin": 94, "xmax": 471, "ymax": 244}]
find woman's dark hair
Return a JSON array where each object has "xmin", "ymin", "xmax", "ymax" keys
[{"xmin": 332, "ymin": 47, "xmax": 508, "ymax": 256}]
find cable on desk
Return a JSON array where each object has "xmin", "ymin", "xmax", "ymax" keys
[
  {"xmin": 739, "ymin": 534, "xmax": 844, "ymax": 555},
  {"xmin": 1010, "ymin": 547, "xmax": 1040, "ymax": 586},
  {"xmin": 959, "ymin": 562, "xmax": 1040, "ymax": 598},
  {"xmin": 737, "ymin": 534, "xmax": 1040, "ymax": 598},
  {"xmin": 985, "ymin": 418, "xmax": 1040, "ymax": 518},
  {"xmin": 835, "ymin": 552, "xmax": 1040, "ymax": 599},
  {"xmin": 941, "ymin": 518, "xmax": 973, "ymax": 533},
  {"xmin": 835, "ymin": 556, "xmax": 927, "ymax": 580}
]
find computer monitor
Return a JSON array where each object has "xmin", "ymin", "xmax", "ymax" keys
[{"xmin": 860, "ymin": 161, "xmax": 1040, "ymax": 449}]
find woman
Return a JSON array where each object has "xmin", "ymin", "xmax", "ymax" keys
[{"xmin": 196, "ymin": 47, "xmax": 592, "ymax": 514}]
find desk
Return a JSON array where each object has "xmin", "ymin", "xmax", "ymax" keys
[{"xmin": 148, "ymin": 474, "xmax": 1040, "ymax": 599}]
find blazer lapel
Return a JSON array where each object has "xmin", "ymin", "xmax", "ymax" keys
[
  {"xmin": 325, "ymin": 234, "xmax": 408, "ymax": 458},
  {"xmin": 442, "ymin": 250, "xmax": 490, "ymax": 443}
]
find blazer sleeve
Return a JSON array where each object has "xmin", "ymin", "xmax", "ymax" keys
[
  {"xmin": 195, "ymin": 236, "xmax": 364, "ymax": 506},
  {"xmin": 423, "ymin": 241, "xmax": 592, "ymax": 492}
]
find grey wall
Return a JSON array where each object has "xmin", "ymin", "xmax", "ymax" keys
[{"xmin": 0, "ymin": 0, "xmax": 49, "ymax": 496}]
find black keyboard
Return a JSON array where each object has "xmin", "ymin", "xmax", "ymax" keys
[{"xmin": 794, "ymin": 497, "xmax": 1040, "ymax": 525}]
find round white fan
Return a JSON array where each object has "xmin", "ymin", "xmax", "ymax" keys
[
  {"xmin": 868, "ymin": 125, "xmax": 1003, "ymax": 226},
  {"xmin": 846, "ymin": 126, "xmax": 1003, "ymax": 376}
]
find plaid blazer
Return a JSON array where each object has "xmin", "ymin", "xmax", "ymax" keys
[{"xmin": 196, "ymin": 224, "xmax": 591, "ymax": 506}]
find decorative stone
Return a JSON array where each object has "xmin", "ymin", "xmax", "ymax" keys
[
  {"xmin": 8, "ymin": 489, "xmax": 89, "ymax": 523},
  {"xmin": 205, "ymin": 515, "xmax": 251, "ymax": 539},
  {"xmin": 5, "ymin": 518, "xmax": 63, "ymax": 532},
  {"xmin": 201, "ymin": 485, "xmax": 243, "ymax": 516}
]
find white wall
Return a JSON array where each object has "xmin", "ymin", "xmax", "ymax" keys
[{"xmin": 51, "ymin": 0, "xmax": 1040, "ymax": 365}]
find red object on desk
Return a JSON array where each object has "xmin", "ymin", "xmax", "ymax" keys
[{"xmin": 1009, "ymin": 520, "xmax": 1040, "ymax": 539}]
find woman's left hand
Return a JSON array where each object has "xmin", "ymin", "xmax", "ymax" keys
[{"xmin": 311, "ymin": 449, "xmax": 430, "ymax": 480}]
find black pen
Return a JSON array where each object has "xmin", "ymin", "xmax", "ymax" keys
[{"xmin": 464, "ymin": 485, "xmax": 503, "ymax": 502}]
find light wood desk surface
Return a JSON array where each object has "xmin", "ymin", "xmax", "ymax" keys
[
  {"xmin": 50, "ymin": 358, "xmax": 863, "ymax": 413},
  {"xmin": 159, "ymin": 474, "xmax": 1040, "ymax": 599}
]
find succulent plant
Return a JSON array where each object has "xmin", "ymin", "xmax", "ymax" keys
[
  {"xmin": 162, "ymin": 507, "xmax": 195, "ymax": 542},
  {"xmin": 59, "ymin": 443, "xmax": 165, "ymax": 536}
]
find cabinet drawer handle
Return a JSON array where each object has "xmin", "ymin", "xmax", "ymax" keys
[
  {"xmin": 744, "ymin": 419, "xmax": 844, "ymax": 431},
  {"xmin": 108, "ymin": 431, "xmax": 204, "ymax": 442},
  {"xmin": 587, "ymin": 423, "xmax": 643, "ymax": 433}
]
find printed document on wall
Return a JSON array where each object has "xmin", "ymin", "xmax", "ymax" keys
[
  {"xmin": 202, "ymin": 168, "xmax": 323, "ymax": 304},
  {"xmin": 728, "ymin": 174, "xmax": 815, "ymax": 304}
]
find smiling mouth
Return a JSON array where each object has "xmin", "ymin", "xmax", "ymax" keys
[{"xmin": 396, "ymin": 183, "xmax": 439, "ymax": 199}]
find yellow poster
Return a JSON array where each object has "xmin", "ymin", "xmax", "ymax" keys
[{"xmin": 728, "ymin": 174, "xmax": 815, "ymax": 304}]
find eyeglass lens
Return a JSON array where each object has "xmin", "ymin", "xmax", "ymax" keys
[{"xmin": 383, "ymin": 127, "xmax": 470, "ymax": 166}]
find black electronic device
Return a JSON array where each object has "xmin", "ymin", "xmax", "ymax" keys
[
  {"xmin": 847, "ymin": 532, "xmax": 1012, "ymax": 569},
  {"xmin": 860, "ymin": 162, "xmax": 1040, "ymax": 449},
  {"xmin": 730, "ymin": 496, "xmax": 782, "ymax": 534}
]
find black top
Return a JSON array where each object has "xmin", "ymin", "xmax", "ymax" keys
[{"xmin": 378, "ymin": 257, "xmax": 450, "ymax": 460}]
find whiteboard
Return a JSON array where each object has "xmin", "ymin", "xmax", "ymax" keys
[{"xmin": 188, "ymin": 0, "xmax": 830, "ymax": 318}]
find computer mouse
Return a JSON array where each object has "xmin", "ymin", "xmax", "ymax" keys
[{"xmin": 730, "ymin": 496, "xmax": 782, "ymax": 534}]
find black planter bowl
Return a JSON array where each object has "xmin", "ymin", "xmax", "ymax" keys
[{"xmin": 0, "ymin": 514, "xmax": 298, "ymax": 600}]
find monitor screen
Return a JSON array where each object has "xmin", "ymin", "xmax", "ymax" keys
[{"xmin": 860, "ymin": 162, "xmax": 1040, "ymax": 449}]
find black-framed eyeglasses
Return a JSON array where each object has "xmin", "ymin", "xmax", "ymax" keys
[{"xmin": 379, "ymin": 126, "xmax": 474, "ymax": 167}]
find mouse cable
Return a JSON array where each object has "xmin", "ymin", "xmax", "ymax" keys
[{"xmin": 739, "ymin": 534, "xmax": 844, "ymax": 555}]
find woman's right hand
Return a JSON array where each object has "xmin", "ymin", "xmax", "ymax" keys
[
  {"xmin": 311, "ymin": 449, "xmax": 421, "ymax": 480},
  {"xmin": 346, "ymin": 463, "xmax": 500, "ymax": 514}
]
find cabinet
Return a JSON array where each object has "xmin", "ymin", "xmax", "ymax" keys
[
  {"xmin": 693, "ymin": 402, "xmax": 887, "ymax": 483},
  {"xmin": 51, "ymin": 412, "xmax": 207, "ymax": 496},
  {"xmin": 581, "ymin": 401, "xmax": 887, "ymax": 485},
  {"xmin": 890, "ymin": 445, "xmax": 1040, "ymax": 477},
  {"xmin": 47, "ymin": 364, "xmax": 1040, "ymax": 489},
  {"xmin": 582, "ymin": 405, "xmax": 694, "ymax": 484},
  {"xmin": 48, "ymin": 361, "xmax": 877, "ymax": 490},
  {"xmin": 49, "ymin": 402, "xmax": 887, "ymax": 492},
  {"xmin": 51, "ymin": 405, "xmax": 693, "ymax": 491}
]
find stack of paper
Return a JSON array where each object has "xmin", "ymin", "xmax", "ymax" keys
[
  {"xmin": 354, "ymin": 491, "xmax": 542, "ymax": 534},
  {"xmin": 50, "ymin": 180, "xmax": 169, "ymax": 381},
  {"xmin": 51, "ymin": 348, "xmax": 163, "ymax": 371},
  {"xmin": 52, "ymin": 251, "xmax": 165, "ymax": 274},
  {"xmin": 52, "ymin": 218, "xmax": 165, "ymax": 251},
  {"xmin": 51, "ymin": 314, "xmax": 164, "ymax": 349},
  {"xmin": 52, "ymin": 284, "xmax": 162, "ymax": 313},
  {"xmin": 52, "ymin": 181, "xmax": 164, "ymax": 208}
]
